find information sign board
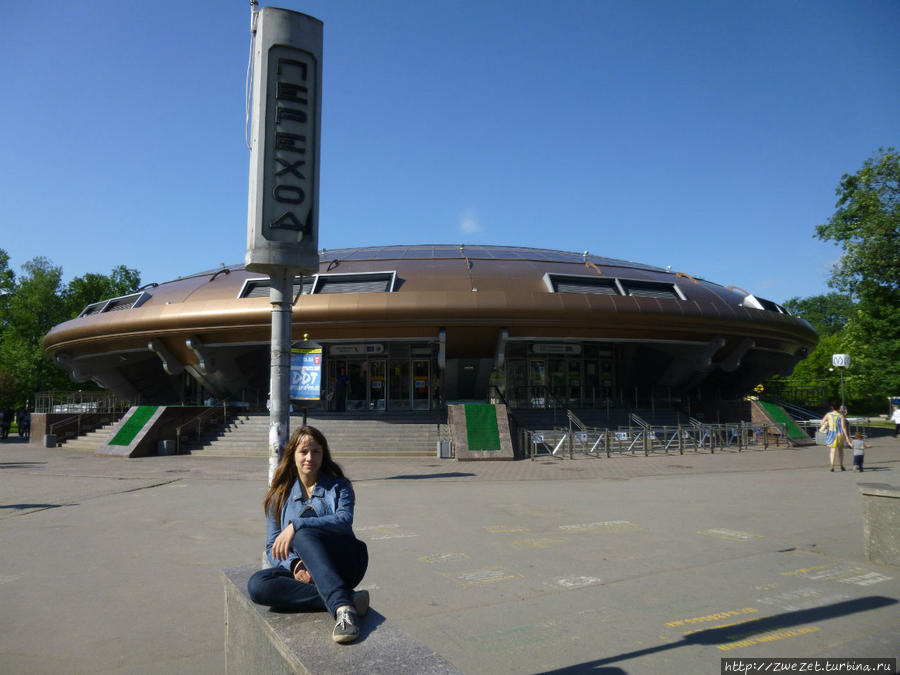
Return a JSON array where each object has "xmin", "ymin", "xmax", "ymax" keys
[{"xmin": 290, "ymin": 348, "xmax": 322, "ymax": 400}]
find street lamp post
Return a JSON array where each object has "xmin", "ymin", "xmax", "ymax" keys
[{"xmin": 832, "ymin": 354, "xmax": 851, "ymax": 412}]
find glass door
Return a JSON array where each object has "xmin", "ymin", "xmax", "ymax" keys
[
  {"xmin": 506, "ymin": 359, "xmax": 527, "ymax": 407},
  {"xmin": 389, "ymin": 360, "xmax": 411, "ymax": 410},
  {"xmin": 529, "ymin": 359, "xmax": 547, "ymax": 407},
  {"xmin": 329, "ymin": 360, "xmax": 348, "ymax": 412},
  {"xmin": 346, "ymin": 362, "xmax": 367, "ymax": 410},
  {"xmin": 549, "ymin": 358, "xmax": 566, "ymax": 404},
  {"xmin": 369, "ymin": 360, "xmax": 386, "ymax": 410},
  {"xmin": 568, "ymin": 360, "xmax": 582, "ymax": 406},
  {"xmin": 412, "ymin": 360, "xmax": 430, "ymax": 410}
]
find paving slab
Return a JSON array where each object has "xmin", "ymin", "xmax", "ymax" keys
[{"xmin": 0, "ymin": 435, "xmax": 898, "ymax": 673}]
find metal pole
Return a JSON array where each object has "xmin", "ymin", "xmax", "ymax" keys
[
  {"xmin": 840, "ymin": 368, "xmax": 846, "ymax": 411},
  {"xmin": 267, "ymin": 267, "xmax": 293, "ymax": 485}
]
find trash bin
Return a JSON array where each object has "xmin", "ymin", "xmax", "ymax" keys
[
  {"xmin": 158, "ymin": 440, "xmax": 176, "ymax": 456},
  {"xmin": 43, "ymin": 434, "xmax": 57, "ymax": 448},
  {"xmin": 437, "ymin": 440, "xmax": 452, "ymax": 458}
]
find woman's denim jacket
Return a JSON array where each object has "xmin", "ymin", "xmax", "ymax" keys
[{"xmin": 264, "ymin": 474, "xmax": 356, "ymax": 570}]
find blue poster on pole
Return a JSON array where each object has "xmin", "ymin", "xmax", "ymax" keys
[{"xmin": 290, "ymin": 348, "xmax": 322, "ymax": 400}]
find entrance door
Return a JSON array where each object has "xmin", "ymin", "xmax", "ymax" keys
[
  {"xmin": 549, "ymin": 358, "xmax": 566, "ymax": 404},
  {"xmin": 346, "ymin": 362, "xmax": 367, "ymax": 411},
  {"xmin": 568, "ymin": 360, "xmax": 582, "ymax": 406},
  {"xmin": 412, "ymin": 360, "xmax": 430, "ymax": 410},
  {"xmin": 528, "ymin": 359, "xmax": 547, "ymax": 407},
  {"xmin": 389, "ymin": 360, "xmax": 411, "ymax": 410},
  {"xmin": 329, "ymin": 359, "xmax": 348, "ymax": 412},
  {"xmin": 369, "ymin": 360, "xmax": 386, "ymax": 410},
  {"xmin": 507, "ymin": 359, "xmax": 527, "ymax": 407}
]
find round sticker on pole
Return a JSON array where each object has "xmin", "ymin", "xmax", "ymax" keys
[{"xmin": 832, "ymin": 353, "xmax": 851, "ymax": 368}]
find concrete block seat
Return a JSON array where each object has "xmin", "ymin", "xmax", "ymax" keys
[{"xmin": 223, "ymin": 565, "xmax": 460, "ymax": 674}]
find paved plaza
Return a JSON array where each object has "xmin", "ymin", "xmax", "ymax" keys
[{"xmin": 1, "ymin": 434, "xmax": 898, "ymax": 673}]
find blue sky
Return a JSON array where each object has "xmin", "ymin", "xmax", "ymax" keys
[{"xmin": 2, "ymin": 1, "xmax": 898, "ymax": 304}]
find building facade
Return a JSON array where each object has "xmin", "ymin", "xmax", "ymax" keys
[{"xmin": 43, "ymin": 245, "xmax": 817, "ymax": 413}]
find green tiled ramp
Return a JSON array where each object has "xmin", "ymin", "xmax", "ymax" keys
[
  {"xmin": 758, "ymin": 401, "xmax": 806, "ymax": 440},
  {"xmin": 109, "ymin": 406, "xmax": 159, "ymax": 446},
  {"xmin": 464, "ymin": 404, "xmax": 501, "ymax": 451}
]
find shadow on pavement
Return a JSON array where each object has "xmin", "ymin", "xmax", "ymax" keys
[
  {"xmin": 0, "ymin": 503, "xmax": 70, "ymax": 510},
  {"xmin": 383, "ymin": 472, "xmax": 476, "ymax": 480},
  {"xmin": 538, "ymin": 596, "xmax": 897, "ymax": 674}
]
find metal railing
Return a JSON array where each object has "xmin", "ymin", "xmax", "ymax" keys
[
  {"xmin": 175, "ymin": 404, "xmax": 237, "ymax": 454},
  {"xmin": 48, "ymin": 412, "xmax": 121, "ymax": 444},
  {"xmin": 524, "ymin": 421, "xmax": 790, "ymax": 460},
  {"xmin": 35, "ymin": 390, "xmax": 135, "ymax": 414}
]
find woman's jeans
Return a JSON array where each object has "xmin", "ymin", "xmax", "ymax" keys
[{"xmin": 247, "ymin": 527, "xmax": 368, "ymax": 617}]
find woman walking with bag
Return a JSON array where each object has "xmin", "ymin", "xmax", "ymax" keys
[
  {"xmin": 821, "ymin": 401, "xmax": 850, "ymax": 472},
  {"xmin": 247, "ymin": 425, "xmax": 369, "ymax": 643}
]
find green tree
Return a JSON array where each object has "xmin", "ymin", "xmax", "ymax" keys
[
  {"xmin": 816, "ymin": 147, "xmax": 900, "ymax": 304},
  {"xmin": 783, "ymin": 293, "xmax": 856, "ymax": 336},
  {"xmin": 814, "ymin": 148, "xmax": 900, "ymax": 407},
  {"xmin": 0, "ymin": 257, "xmax": 71, "ymax": 397},
  {"xmin": 64, "ymin": 265, "xmax": 141, "ymax": 319},
  {"xmin": 0, "ymin": 249, "xmax": 15, "ymax": 332}
]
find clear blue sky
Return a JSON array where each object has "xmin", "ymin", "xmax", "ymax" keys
[{"xmin": 2, "ymin": 1, "xmax": 898, "ymax": 304}]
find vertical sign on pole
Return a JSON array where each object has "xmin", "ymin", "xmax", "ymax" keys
[
  {"xmin": 832, "ymin": 353, "xmax": 850, "ymax": 412},
  {"xmin": 245, "ymin": 7, "xmax": 322, "ymax": 485},
  {"xmin": 290, "ymin": 347, "xmax": 322, "ymax": 401}
]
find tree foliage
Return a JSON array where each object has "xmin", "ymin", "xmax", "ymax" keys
[
  {"xmin": 816, "ymin": 147, "xmax": 900, "ymax": 305},
  {"xmin": 780, "ymin": 149, "xmax": 900, "ymax": 412},
  {"xmin": 0, "ymin": 251, "xmax": 141, "ymax": 408},
  {"xmin": 782, "ymin": 293, "xmax": 856, "ymax": 336}
]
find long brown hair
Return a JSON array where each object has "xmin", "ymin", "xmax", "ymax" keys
[{"xmin": 263, "ymin": 425, "xmax": 345, "ymax": 518}]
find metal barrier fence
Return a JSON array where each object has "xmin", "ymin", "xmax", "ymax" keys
[
  {"xmin": 523, "ymin": 422, "xmax": 791, "ymax": 459},
  {"xmin": 34, "ymin": 391, "xmax": 136, "ymax": 414},
  {"xmin": 795, "ymin": 417, "xmax": 871, "ymax": 441}
]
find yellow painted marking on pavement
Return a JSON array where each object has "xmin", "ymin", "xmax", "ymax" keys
[
  {"xmin": 780, "ymin": 564, "xmax": 829, "ymax": 577},
  {"xmin": 665, "ymin": 607, "xmax": 757, "ymax": 627},
  {"xmin": 355, "ymin": 523, "xmax": 419, "ymax": 540},
  {"xmin": 682, "ymin": 617, "xmax": 757, "ymax": 637},
  {"xmin": 449, "ymin": 567, "xmax": 524, "ymax": 585},
  {"xmin": 483, "ymin": 525, "xmax": 530, "ymax": 533},
  {"xmin": 697, "ymin": 528, "xmax": 763, "ymax": 542},
  {"xmin": 511, "ymin": 537, "xmax": 568, "ymax": 550},
  {"xmin": 417, "ymin": 552, "xmax": 470, "ymax": 563},
  {"xmin": 781, "ymin": 563, "xmax": 892, "ymax": 585},
  {"xmin": 716, "ymin": 625, "xmax": 821, "ymax": 651},
  {"xmin": 550, "ymin": 576, "xmax": 603, "ymax": 589},
  {"xmin": 560, "ymin": 520, "xmax": 639, "ymax": 533}
]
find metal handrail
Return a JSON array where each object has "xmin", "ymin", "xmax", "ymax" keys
[
  {"xmin": 629, "ymin": 413, "xmax": 650, "ymax": 428},
  {"xmin": 49, "ymin": 415, "xmax": 81, "ymax": 435},
  {"xmin": 567, "ymin": 409, "xmax": 588, "ymax": 433},
  {"xmin": 175, "ymin": 405, "xmax": 232, "ymax": 454}
]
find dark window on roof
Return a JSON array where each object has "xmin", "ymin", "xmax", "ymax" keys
[
  {"xmin": 77, "ymin": 292, "xmax": 149, "ymax": 317},
  {"xmin": 549, "ymin": 274, "xmax": 619, "ymax": 295},
  {"xmin": 756, "ymin": 297, "xmax": 782, "ymax": 313},
  {"xmin": 105, "ymin": 294, "xmax": 143, "ymax": 311},
  {"xmin": 80, "ymin": 301, "xmax": 107, "ymax": 317},
  {"xmin": 742, "ymin": 295, "xmax": 787, "ymax": 314},
  {"xmin": 240, "ymin": 278, "xmax": 313, "ymax": 299},
  {"xmin": 619, "ymin": 279, "xmax": 682, "ymax": 300},
  {"xmin": 313, "ymin": 272, "xmax": 396, "ymax": 294}
]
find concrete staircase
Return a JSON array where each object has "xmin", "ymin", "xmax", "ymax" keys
[
  {"xmin": 58, "ymin": 422, "xmax": 121, "ymax": 451},
  {"xmin": 185, "ymin": 411, "xmax": 445, "ymax": 459}
]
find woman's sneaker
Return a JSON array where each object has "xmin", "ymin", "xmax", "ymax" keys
[{"xmin": 332, "ymin": 606, "xmax": 360, "ymax": 644}]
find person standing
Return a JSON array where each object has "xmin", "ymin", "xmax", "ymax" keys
[
  {"xmin": 891, "ymin": 404, "xmax": 900, "ymax": 438},
  {"xmin": 247, "ymin": 425, "xmax": 369, "ymax": 644},
  {"xmin": 851, "ymin": 433, "xmax": 870, "ymax": 472},
  {"xmin": 821, "ymin": 401, "xmax": 850, "ymax": 471}
]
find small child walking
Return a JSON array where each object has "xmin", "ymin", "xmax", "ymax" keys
[{"xmin": 851, "ymin": 433, "xmax": 870, "ymax": 472}]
